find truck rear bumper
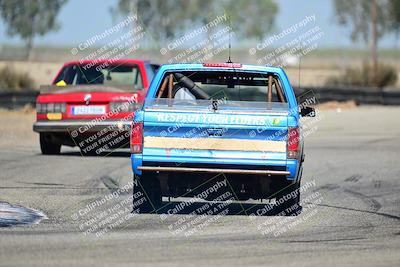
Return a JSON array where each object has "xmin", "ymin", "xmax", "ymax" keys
[
  {"xmin": 138, "ymin": 166, "xmax": 290, "ymax": 176},
  {"xmin": 132, "ymin": 154, "xmax": 300, "ymax": 180},
  {"xmin": 33, "ymin": 120, "xmax": 131, "ymax": 133}
]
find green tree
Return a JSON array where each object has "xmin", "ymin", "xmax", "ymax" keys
[
  {"xmin": 333, "ymin": 0, "xmax": 392, "ymax": 86},
  {"xmin": 111, "ymin": 0, "xmax": 194, "ymax": 43},
  {"xmin": 0, "ymin": 0, "xmax": 68, "ymax": 60},
  {"xmin": 112, "ymin": 0, "xmax": 278, "ymax": 43},
  {"xmin": 220, "ymin": 0, "xmax": 278, "ymax": 40},
  {"xmin": 333, "ymin": 0, "xmax": 389, "ymax": 43},
  {"xmin": 388, "ymin": 0, "xmax": 400, "ymax": 42}
]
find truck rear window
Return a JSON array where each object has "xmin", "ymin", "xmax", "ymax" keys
[
  {"xmin": 155, "ymin": 71, "xmax": 287, "ymax": 103},
  {"xmin": 147, "ymin": 71, "xmax": 288, "ymax": 112},
  {"xmin": 54, "ymin": 64, "xmax": 143, "ymax": 90}
]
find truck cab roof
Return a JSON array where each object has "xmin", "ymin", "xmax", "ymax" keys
[{"xmin": 157, "ymin": 63, "xmax": 285, "ymax": 74}]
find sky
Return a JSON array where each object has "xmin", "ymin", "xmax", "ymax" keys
[{"xmin": 0, "ymin": 0, "xmax": 398, "ymax": 49}]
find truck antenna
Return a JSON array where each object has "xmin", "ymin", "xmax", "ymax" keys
[
  {"xmin": 227, "ymin": 15, "xmax": 232, "ymax": 63},
  {"xmin": 298, "ymin": 55, "xmax": 301, "ymax": 89}
]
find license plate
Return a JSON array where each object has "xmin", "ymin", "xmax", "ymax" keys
[{"xmin": 72, "ymin": 105, "xmax": 106, "ymax": 115}]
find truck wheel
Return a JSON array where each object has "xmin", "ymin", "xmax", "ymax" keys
[
  {"xmin": 274, "ymin": 180, "xmax": 301, "ymax": 216},
  {"xmin": 133, "ymin": 174, "xmax": 161, "ymax": 213},
  {"xmin": 40, "ymin": 133, "xmax": 61, "ymax": 155}
]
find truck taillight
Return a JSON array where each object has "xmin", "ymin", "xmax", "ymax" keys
[
  {"xmin": 287, "ymin": 127, "xmax": 300, "ymax": 159},
  {"xmin": 130, "ymin": 122, "xmax": 143, "ymax": 154}
]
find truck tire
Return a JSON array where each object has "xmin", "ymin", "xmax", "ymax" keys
[
  {"xmin": 133, "ymin": 174, "xmax": 161, "ymax": 213},
  {"xmin": 274, "ymin": 180, "xmax": 302, "ymax": 216},
  {"xmin": 40, "ymin": 133, "xmax": 61, "ymax": 155}
]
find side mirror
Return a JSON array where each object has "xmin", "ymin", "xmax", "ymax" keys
[{"xmin": 300, "ymin": 106, "xmax": 315, "ymax": 117}]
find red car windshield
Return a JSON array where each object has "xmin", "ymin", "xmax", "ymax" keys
[{"xmin": 54, "ymin": 64, "xmax": 144, "ymax": 90}]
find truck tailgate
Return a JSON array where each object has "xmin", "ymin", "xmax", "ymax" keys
[{"xmin": 142, "ymin": 103, "xmax": 289, "ymax": 167}]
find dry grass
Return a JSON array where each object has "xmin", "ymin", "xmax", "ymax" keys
[
  {"xmin": 1, "ymin": 60, "xmax": 400, "ymax": 88},
  {"xmin": 0, "ymin": 107, "xmax": 37, "ymax": 148},
  {"xmin": 315, "ymin": 100, "xmax": 358, "ymax": 110}
]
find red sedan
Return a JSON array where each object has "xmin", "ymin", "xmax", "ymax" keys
[{"xmin": 33, "ymin": 59, "xmax": 159, "ymax": 155}]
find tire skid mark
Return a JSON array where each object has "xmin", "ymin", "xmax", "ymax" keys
[
  {"xmin": 16, "ymin": 181, "xmax": 68, "ymax": 186},
  {"xmin": 79, "ymin": 176, "xmax": 104, "ymax": 195},
  {"xmin": 308, "ymin": 182, "xmax": 397, "ymax": 220},
  {"xmin": 100, "ymin": 175, "xmax": 119, "ymax": 192},
  {"xmin": 313, "ymin": 183, "xmax": 340, "ymax": 192},
  {"xmin": 344, "ymin": 189, "xmax": 382, "ymax": 212},
  {"xmin": 285, "ymin": 237, "xmax": 366, "ymax": 243},
  {"xmin": 78, "ymin": 161, "xmax": 128, "ymax": 195},
  {"xmin": 313, "ymin": 181, "xmax": 387, "ymax": 217},
  {"xmin": 344, "ymin": 174, "xmax": 361, "ymax": 183},
  {"xmin": 314, "ymin": 202, "xmax": 400, "ymax": 220}
]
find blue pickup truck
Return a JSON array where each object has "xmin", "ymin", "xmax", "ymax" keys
[{"xmin": 130, "ymin": 63, "xmax": 315, "ymax": 215}]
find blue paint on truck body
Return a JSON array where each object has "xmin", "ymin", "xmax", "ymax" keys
[{"xmin": 131, "ymin": 63, "xmax": 303, "ymax": 182}]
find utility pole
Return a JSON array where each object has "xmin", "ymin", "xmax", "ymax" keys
[{"xmin": 370, "ymin": 0, "xmax": 378, "ymax": 88}]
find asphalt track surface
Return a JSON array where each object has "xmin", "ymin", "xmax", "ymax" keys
[{"xmin": 0, "ymin": 106, "xmax": 399, "ymax": 267}]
